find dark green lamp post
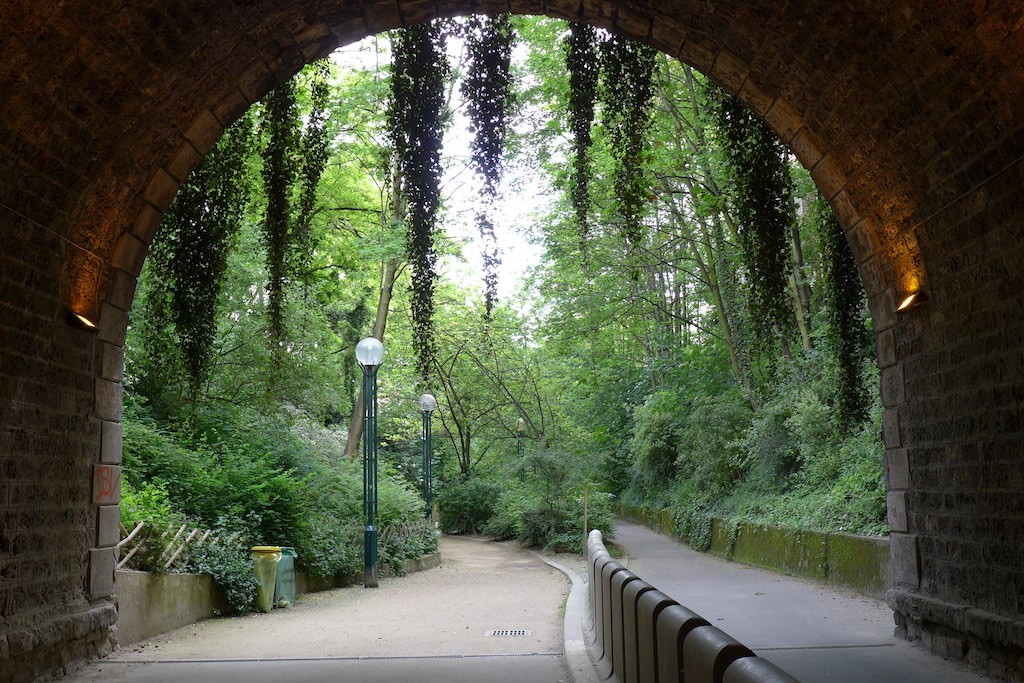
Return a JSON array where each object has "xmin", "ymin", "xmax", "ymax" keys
[
  {"xmin": 356, "ymin": 336, "xmax": 385, "ymax": 588},
  {"xmin": 517, "ymin": 417, "xmax": 526, "ymax": 458},
  {"xmin": 418, "ymin": 393, "xmax": 437, "ymax": 520}
]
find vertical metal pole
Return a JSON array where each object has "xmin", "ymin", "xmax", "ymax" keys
[
  {"xmin": 363, "ymin": 365, "xmax": 379, "ymax": 588},
  {"xmin": 422, "ymin": 410, "xmax": 431, "ymax": 519}
]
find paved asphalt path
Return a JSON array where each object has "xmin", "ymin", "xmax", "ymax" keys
[{"xmin": 613, "ymin": 519, "xmax": 998, "ymax": 682}]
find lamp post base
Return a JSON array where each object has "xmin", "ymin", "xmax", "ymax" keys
[
  {"xmin": 364, "ymin": 526, "xmax": 378, "ymax": 588},
  {"xmin": 364, "ymin": 567, "xmax": 379, "ymax": 588}
]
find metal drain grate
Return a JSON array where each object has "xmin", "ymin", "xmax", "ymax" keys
[{"xmin": 486, "ymin": 629, "xmax": 533, "ymax": 637}]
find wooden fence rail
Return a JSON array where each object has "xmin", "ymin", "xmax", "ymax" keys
[{"xmin": 117, "ymin": 521, "xmax": 218, "ymax": 572}]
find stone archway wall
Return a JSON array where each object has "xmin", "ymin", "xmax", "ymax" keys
[{"xmin": 1, "ymin": 1, "xmax": 1023, "ymax": 679}]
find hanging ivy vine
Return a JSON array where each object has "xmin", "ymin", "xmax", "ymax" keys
[
  {"xmin": 260, "ymin": 78, "xmax": 301, "ymax": 345},
  {"xmin": 816, "ymin": 196, "xmax": 871, "ymax": 428},
  {"xmin": 598, "ymin": 32, "xmax": 657, "ymax": 279},
  {"xmin": 260, "ymin": 62, "xmax": 332, "ymax": 349},
  {"xmin": 147, "ymin": 113, "xmax": 256, "ymax": 396},
  {"xmin": 705, "ymin": 84, "xmax": 795, "ymax": 343},
  {"xmin": 295, "ymin": 60, "xmax": 332, "ymax": 276},
  {"xmin": 388, "ymin": 21, "xmax": 450, "ymax": 381},
  {"xmin": 564, "ymin": 22, "xmax": 600, "ymax": 256},
  {"xmin": 461, "ymin": 14, "xmax": 515, "ymax": 317}
]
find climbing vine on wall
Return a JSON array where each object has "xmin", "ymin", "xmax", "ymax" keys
[
  {"xmin": 461, "ymin": 14, "xmax": 515, "ymax": 317},
  {"xmin": 705, "ymin": 84, "xmax": 795, "ymax": 343},
  {"xmin": 598, "ymin": 32, "xmax": 657, "ymax": 278},
  {"xmin": 564, "ymin": 22, "xmax": 600, "ymax": 256},
  {"xmin": 148, "ymin": 113, "xmax": 256, "ymax": 395},
  {"xmin": 388, "ymin": 21, "xmax": 450, "ymax": 381}
]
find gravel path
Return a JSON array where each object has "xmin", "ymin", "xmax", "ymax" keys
[{"xmin": 68, "ymin": 536, "xmax": 575, "ymax": 682}]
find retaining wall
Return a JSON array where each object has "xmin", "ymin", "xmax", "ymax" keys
[
  {"xmin": 116, "ymin": 552, "xmax": 442, "ymax": 646},
  {"xmin": 619, "ymin": 506, "xmax": 891, "ymax": 599}
]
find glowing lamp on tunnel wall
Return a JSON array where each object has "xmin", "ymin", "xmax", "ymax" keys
[
  {"xmin": 896, "ymin": 289, "xmax": 928, "ymax": 312},
  {"xmin": 68, "ymin": 310, "xmax": 99, "ymax": 332}
]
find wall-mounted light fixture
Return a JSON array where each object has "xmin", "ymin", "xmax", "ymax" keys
[
  {"xmin": 896, "ymin": 289, "xmax": 928, "ymax": 313},
  {"xmin": 68, "ymin": 310, "xmax": 100, "ymax": 332}
]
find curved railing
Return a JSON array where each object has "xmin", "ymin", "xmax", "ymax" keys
[{"xmin": 586, "ymin": 529, "xmax": 800, "ymax": 683}]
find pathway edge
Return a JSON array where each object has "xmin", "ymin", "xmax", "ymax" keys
[{"xmin": 534, "ymin": 553, "xmax": 601, "ymax": 683}]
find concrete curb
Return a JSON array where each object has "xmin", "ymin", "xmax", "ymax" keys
[{"xmin": 535, "ymin": 553, "xmax": 601, "ymax": 683}]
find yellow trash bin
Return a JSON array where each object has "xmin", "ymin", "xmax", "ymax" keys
[{"xmin": 251, "ymin": 546, "xmax": 282, "ymax": 613}]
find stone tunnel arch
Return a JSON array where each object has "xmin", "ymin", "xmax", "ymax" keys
[{"xmin": 1, "ymin": 1, "xmax": 1023, "ymax": 679}]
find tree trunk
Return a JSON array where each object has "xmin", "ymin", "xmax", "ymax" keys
[
  {"xmin": 344, "ymin": 162, "xmax": 405, "ymax": 460},
  {"xmin": 790, "ymin": 226, "xmax": 813, "ymax": 353},
  {"xmin": 344, "ymin": 258, "xmax": 398, "ymax": 459}
]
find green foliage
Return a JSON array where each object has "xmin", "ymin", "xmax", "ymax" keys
[
  {"xmin": 668, "ymin": 478, "xmax": 717, "ymax": 551},
  {"xmin": 388, "ymin": 21, "xmax": 451, "ymax": 381},
  {"xmin": 122, "ymin": 413, "xmax": 305, "ymax": 546},
  {"xmin": 599, "ymin": 32, "xmax": 657, "ymax": 275},
  {"xmin": 705, "ymin": 83, "xmax": 795, "ymax": 341},
  {"xmin": 630, "ymin": 392, "xmax": 683, "ymax": 489},
  {"xmin": 261, "ymin": 78, "xmax": 301, "ymax": 345},
  {"xmin": 462, "ymin": 15, "xmax": 516, "ymax": 315},
  {"xmin": 260, "ymin": 62, "xmax": 334, "ymax": 351},
  {"xmin": 676, "ymin": 393, "xmax": 750, "ymax": 492},
  {"xmin": 145, "ymin": 113, "xmax": 256, "ymax": 396},
  {"xmin": 814, "ymin": 194, "xmax": 872, "ymax": 428},
  {"xmin": 380, "ymin": 519, "xmax": 440, "ymax": 575},
  {"xmin": 121, "ymin": 404, "xmax": 438, "ymax": 606},
  {"xmin": 564, "ymin": 22, "xmax": 600, "ymax": 248},
  {"xmin": 473, "ymin": 446, "xmax": 615, "ymax": 553},
  {"xmin": 436, "ymin": 477, "xmax": 501, "ymax": 534},
  {"xmin": 119, "ymin": 479, "xmax": 186, "ymax": 573},
  {"xmin": 189, "ymin": 528, "xmax": 260, "ymax": 614}
]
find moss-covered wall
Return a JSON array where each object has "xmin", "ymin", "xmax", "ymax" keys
[{"xmin": 618, "ymin": 506, "xmax": 890, "ymax": 600}]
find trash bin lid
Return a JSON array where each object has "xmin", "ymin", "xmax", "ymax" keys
[
  {"xmin": 279, "ymin": 547, "xmax": 297, "ymax": 557},
  {"xmin": 251, "ymin": 546, "xmax": 282, "ymax": 552}
]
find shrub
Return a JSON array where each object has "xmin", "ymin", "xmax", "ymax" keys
[
  {"xmin": 630, "ymin": 392, "xmax": 683, "ymax": 490},
  {"xmin": 676, "ymin": 392, "xmax": 749, "ymax": 493},
  {"xmin": 514, "ymin": 489, "xmax": 614, "ymax": 553},
  {"xmin": 119, "ymin": 479, "xmax": 186, "ymax": 573},
  {"xmin": 188, "ymin": 526, "xmax": 259, "ymax": 614},
  {"xmin": 739, "ymin": 398, "xmax": 798, "ymax": 491},
  {"xmin": 380, "ymin": 519, "xmax": 439, "ymax": 574},
  {"xmin": 668, "ymin": 478, "xmax": 716, "ymax": 551},
  {"xmin": 121, "ymin": 409, "xmax": 440, "ymax": 608},
  {"xmin": 437, "ymin": 477, "xmax": 501, "ymax": 533},
  {"xmin": 482, "ymin": 491, "xmax": 527, "ymax": 541}
]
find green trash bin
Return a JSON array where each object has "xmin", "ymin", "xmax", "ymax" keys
[
  {"xmin": 274, "ymin": 547, "xmax": 297, "ymax": 608},
  {"xmin": 251, "ymin": 546, "xmax": 281, "ymax": 613}
]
